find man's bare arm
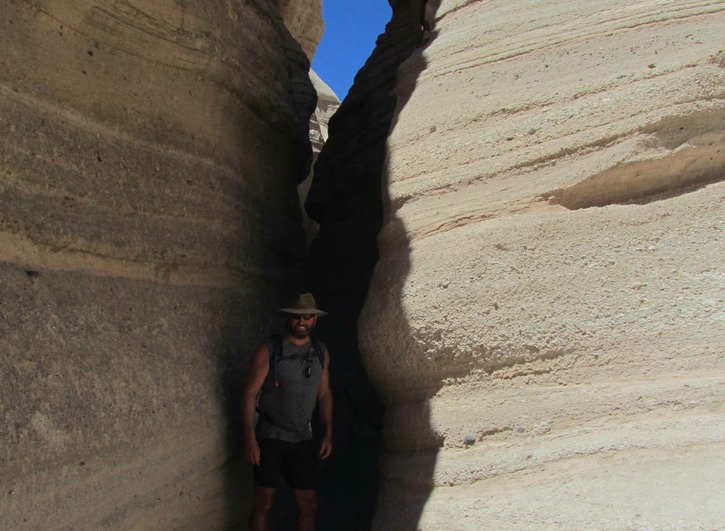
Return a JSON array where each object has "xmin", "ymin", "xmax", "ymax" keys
[
  {"xmin": 242, "ymin": 343, "xmax": 270, "ymax": 465},
  {"xmin": 317, "ymin": 348, "xmax": 333, "ymax": 459}
]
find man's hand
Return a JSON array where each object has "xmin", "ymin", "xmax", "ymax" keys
[
  {"xmin": 317, "ymin": 347, "xmax": 333, "ymax": 460},
  {"xmin": 319, "ymin": 434, "xmax": 333, "ymax": 459},
  {"xmin": 242, "ymin": 344, "xmax": 269, "ymax": 467},
  {"xmin": 245, "ymin": 437, "xmax": 261, "ymax": 465}
]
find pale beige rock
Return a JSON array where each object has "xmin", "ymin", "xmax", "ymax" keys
[
  {"xmin": 301, "ymin": 70, "xmax": 341, "ymax": 244},
  {"xmin": 308, "ymin": 69, "xmax": 340, "ymax": 153},
  {"xmin": 0, "ymin": 1, "xmax": 321, "ymax": 528},
  {"xmin": 360, "ymin": 1, "xmax": 725, "ymax": 529},
  {"xmin": 273, "ymin": 0, "xmax": 324, "ymax": 59}
]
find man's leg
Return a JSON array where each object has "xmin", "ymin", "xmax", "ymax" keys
[
  {"xmin": 293, "ymin": 489, "xmax": 317, "ymax": 531},
  {"xmin": 251, "ymin": 439, "xmax": 282, "ymax": 531},
  {"xmin": 286, "ymin": 440, "xmax": 319, "ymax": 531},
  {"xmin": 250, "ymin": 486, "xmax": 277, "ymax": 531}
]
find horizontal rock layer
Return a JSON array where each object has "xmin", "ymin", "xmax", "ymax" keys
[
  {"xmin": 359, "ymin": 1, "xmax": 725, "ymax": 528},
  {"xmin": 0, "ymin": 1, "xmax": 320, "ymax": 528}
]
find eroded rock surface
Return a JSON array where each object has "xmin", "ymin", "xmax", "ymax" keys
[
  {"xmin": 308, "ymin": 70, "xmax": 339, "ymax": 155},
  {"xmin": 359, "ymin": 1, "xmax": 725, "ymax": 528},
  {"xmin": 299, "ymin": 70, "xmax": 340, "ymax": 245},
  {"xmin": 273, "ymin": 0, "xmax": 324, "ymax": 59},
  {"xmin": 0, "ymin": 1, "xmax": 321, "ymax": 529}
]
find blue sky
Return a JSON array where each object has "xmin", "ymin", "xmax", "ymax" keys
[{"xmin": 312, "ymin": 1, "xmax": 393, "ymax": 100}]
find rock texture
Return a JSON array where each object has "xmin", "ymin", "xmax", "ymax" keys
[
  {"xmin": 308, "ymin": 70, "xmax": 340, "ymax": 155},
  {"xmin": 299, "ymin": 70, "xmax": 340, "ymax": 245},
  {"xmin": 273, "ymin": 0, "xmax": 324, "ymax": 59},
  {"xmin": 0, "ymin": 1, "xmax": 321, "ymax": 529},
  {"xmin": 358, "ymin": 1, "xmax": 725, "ymax": 529}
]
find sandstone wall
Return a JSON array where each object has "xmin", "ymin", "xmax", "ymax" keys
[
  {"xmin": 299, "ymin": 70, "xmax": 339, "ymax": 245},
  {"xmin": 273, "ymin": 0, "xmax": 324, "ymax": 60},
  {"xmin": 308, "ymin": 70, "xmax": 339, "ymax": 155},
  {"xmin": 0, "ymin": 1, "xmax": 320, "ymax": 529},
  {"xmin": 359, "ymin": 1, "xmax": 725, "ymax": 528}
]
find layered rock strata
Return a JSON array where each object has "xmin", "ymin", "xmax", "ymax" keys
[
  {"xmin": 359, "ymin": 1, "xmax": 725, "ymax": 529},
  {"xmin": 308, "ymin": 70, "xmax": 340, "ymax": 156},
  {"xmin": 0, "ymin": 1, "xmax": 320, "ymax": 529}
]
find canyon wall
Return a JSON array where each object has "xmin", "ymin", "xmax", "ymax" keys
[
  {"xmin": 358, "ymin": 1, "xmax": 725, "ymax": 529},
  {"xmin": 0, "ymin": 1, "xmax": 321, "ymax": 529},
  {"xmin": 273, "ymin": 0, "xmax": 324, "ymax": 59},
  {"xmin": 300, "ymin": 70, "xmax": 339, "ymax": 245}
]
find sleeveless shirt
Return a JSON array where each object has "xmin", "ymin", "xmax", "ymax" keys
[{"xmin": 256, "ymin": 337, "xmax": 325, "ymax": 443}]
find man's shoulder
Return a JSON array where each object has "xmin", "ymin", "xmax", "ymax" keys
[
  {"xmin": 310, "ymin": 337, "xmax": 325, "ymax": 348},
  {"xmin": 263, "ymin": 335, "xmax": 283, "ymax": 358}
]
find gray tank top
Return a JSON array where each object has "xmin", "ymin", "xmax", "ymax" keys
[{"xmin": 256, "ymin": 337, "xmax": 325, "ymax": 443}]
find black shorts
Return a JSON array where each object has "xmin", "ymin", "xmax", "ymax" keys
[{"xmin": 254, "ymin": 438, "xmax": 318, "ymax": 490}]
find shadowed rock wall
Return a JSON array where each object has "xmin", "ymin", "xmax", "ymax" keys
[
  {"xmin": 0, "ymin": 1, "xmax": 320, "ymax": 529},
  {"xmin": 299, "ymin": 70, "xmax": 339, "ymax": 246},
  {"xmin": 357, "ymin": 1, "xmax": 725, "ymax": 529},
  {"xmin": 302, "ymin": 1, "xmax": 425, "ymax": 529}
]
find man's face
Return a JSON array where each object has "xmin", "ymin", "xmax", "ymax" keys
[{"xmin": 287, "ymin": 314, "xmax": 317, "ymax": 339}]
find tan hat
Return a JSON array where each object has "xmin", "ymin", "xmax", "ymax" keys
[{"xmin": 279, "ymin": 293, "xmax": 328, "ymax": 316}]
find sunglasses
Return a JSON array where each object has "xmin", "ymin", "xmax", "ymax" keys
[{"xmin": 290, "ymin": 314, "xmax": 315, "ymax": 321}]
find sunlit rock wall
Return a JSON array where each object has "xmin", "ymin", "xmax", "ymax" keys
[
  {"xmin": 300, "ymin": 70, "xmax": 339, "ymax": 245},
  {"xmin": 0, "ymin": 1, "xmax": 320, "ymax": 529},
  {"xmin": 273, "ymin": 0, "xmax": 324, "ymax": 59},
  {"xmin": 360, "ymin": 1, "xmax": 725, "ymax": 529},
  {"xmin": 308, "ymin": 70, "xmax": 340, "ymax": 155}
]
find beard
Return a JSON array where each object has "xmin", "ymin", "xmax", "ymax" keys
[{"xmin": 291, "ymin": 322, "xmax": 313, "ymax": 339}]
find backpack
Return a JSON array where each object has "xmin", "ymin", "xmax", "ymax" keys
[{"xmin": 268, "ymin": 334, "xmax": 324, "ymax": 388}]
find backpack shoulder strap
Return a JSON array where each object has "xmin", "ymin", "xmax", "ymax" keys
[
  {"xmin": 311, "ymin": 337, "xmax": 325, "ymax": 368},
  {"xmin": 268, "ymin": 334, "xmax": 282, "ymax": 388},
  {"xmin": 269, "ymin": 334, "xmax": 282, "ymax": 367}
]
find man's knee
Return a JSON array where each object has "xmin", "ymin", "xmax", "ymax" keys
[
  {"xmin": 252, "ymin": 487, "xmax": 277, "ymax": 513},
  {"xmin": 294, "ymin": 489, "xmax": 318, "ymax": 514}
]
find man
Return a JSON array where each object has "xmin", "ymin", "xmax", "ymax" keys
[{"xmin": 242, "ymin": 293, "xmax": 333, "ymax": 531}]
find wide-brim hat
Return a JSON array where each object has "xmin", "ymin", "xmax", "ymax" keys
[{"xmin": 279, "ymin": 292, "xmax": 328, "ymax": 316}]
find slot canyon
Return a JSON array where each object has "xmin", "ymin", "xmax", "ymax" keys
[{"xmin": 1, "ymin": 1, "xmax": 724, "ymax": 530}]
